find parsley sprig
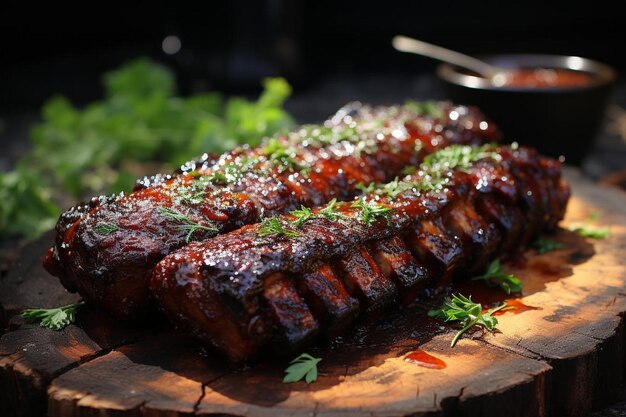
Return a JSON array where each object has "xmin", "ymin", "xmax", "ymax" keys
[
  {"xmin": 283, "ymin": 353, "xmax": 322, "ymax": 384},
  {"xmin": 22, "ymin": 301, "xmax": 84, "ymax": 330},
  {"xmin": 471, "ymin": 259, "xmax": 522, "ymax": 295},
  {"xmin": 258, "ymin": 217, "xmax": 300, "ymax": 237},
  {"xmin": 428, "ymin": 294, "xmax": 506, "ymax": 347},
  {"xmin": 158, "ymin": 207, "xmax": 218, "ymax": 242},
  {"xmin": 533, "ymin": 236, "xmax": 564, "ymax": 254},
  {"xmin": 568, "ymin": 224, "xmax": 611, "ymax": 239}
]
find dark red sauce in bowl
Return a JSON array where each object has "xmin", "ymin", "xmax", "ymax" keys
[
  {"xmin": 500, "ymin": 68, "xmax": 593, "ymax": 88},
  {"xmin": 436, "ymin": 54, "xmax": 616, "ymax": 165}
]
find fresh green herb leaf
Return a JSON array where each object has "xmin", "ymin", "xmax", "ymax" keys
[
  {"xmin": 158, "ymin": 207, "xmax": 218, "ymax": 242},
  {"xmin": 355, "ymin": 182, "xmax": 377, "ymax": 194},
  {"xmin": 569, "ymin": 224, "xmax": 611, "ymax": 239},
  {"xmin": 207, "ymin": 172, "xmax": 228, "ymax": 184},
  {"xmin": 289, "ymin": 199, "xmax": 349, "ymax": 229},
  {"xmin": 263, "ymin": 138, "xmax": 309, "ymax": 174},
  {"xmin": 422, "ymin": 144, "xmax": 498, "ymax": 172},
  {"xmin": 318, "ymin": 198, "xmax": 348, "ymax": 222},
  {"xmin": 174, "ymin": 182, "xmax": 207, "ymax": 206},
  {"xmin": 471, "ymin": 259, "xmax": 522, "ymax": 295},
  {"xmin": 1, "ymin": 57, "xmax": 294, "ymax": 241},
  {"xmin": 290, "ymin": 206, "xmax": 314, "ymax": 228},
  {"xmin": 283, "ymin": 353, "xmax": 322, "ymax": 384},
  {"xmin": 95, "ymin": 222, "xmax": 119, "ymax": 235},
  {"xmin": 588, "ymin": 211, "xmax": 600, "ymax": 221},
  {"xmin": 351, "ymin": 199, "xmax": 391, "ymax": 225},
  {"xmin": 378, "ymin": 177, "xmax": 427, "ymax": 198},
  {"xmin": 533, "ymin": 236, "xmax": 564, "ymax": 254},
  {"xmin": 223, "ymin": 156, "xmax": 259, "ymax": 180},
  {"xmin": 404, "ymin": 100, "xmax": 444, "ymax": 118},
  {"xmin": 258, "ymin": 217, "xmax": 300, "ymax": 237},
  {"xmin": 428, "ymin": 294, "xmax": 506, "ymax": 347},
  {"xmin": 21, "ymin": 302, "xmax": 83, "ymax": 330},
  {"xmin": 401, "ymin": 166, "xmax": 417, "ymax": 175}
]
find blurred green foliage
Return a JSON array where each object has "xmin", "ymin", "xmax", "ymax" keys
[{"xmin": 0, "ymin": 58, "xmax": 294, "ymax": 240}]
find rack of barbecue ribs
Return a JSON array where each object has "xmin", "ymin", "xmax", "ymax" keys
[
  {"xmin": 151, "ymin": 144, "xmax": 569, "ymax": 363},
  {"xmin": 43, "ymin": 102, "xmax": 500, "ymax": 319}
]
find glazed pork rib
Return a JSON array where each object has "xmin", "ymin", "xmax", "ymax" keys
[
  {"xmin": 151, "ymin": 145, "xmax": 570, "ymax": 363},
  {"xmin": 43, "ymin": 102, "xmax": 499, "ymax": 319}
]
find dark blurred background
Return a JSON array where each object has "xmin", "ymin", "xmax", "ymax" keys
[
  {"xmin": 2, "ymin": 0, "xmax": 626, "ymax": 172},
  {"xmin": 3, "ymin": 1, "xmax": 626, "ymax": 107}
]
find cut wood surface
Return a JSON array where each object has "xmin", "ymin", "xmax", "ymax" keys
[{"xmin": 1, "ymin": 167, "xmax": 625, "ymax": 417}]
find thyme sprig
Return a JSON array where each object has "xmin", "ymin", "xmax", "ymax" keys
[
  {"xmin": 158, "ymin": 207, "xmax": 218, "ymax": 242},
  {"xmin": 428, "ymin": 294, "xmax": 506, "ymax": 347}
]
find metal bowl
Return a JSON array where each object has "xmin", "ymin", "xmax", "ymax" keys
[{"xmin": 437, "ymin": 54, "xmax": 617, "ymax": 165}]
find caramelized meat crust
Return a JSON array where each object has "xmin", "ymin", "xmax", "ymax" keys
[
  {"xmin": 43, "ymin": 102, "xmax": 499, "ymax": 319},
  {"xmin": 151, "ymin": 145, "xmax": 569, "ymax": 363}
]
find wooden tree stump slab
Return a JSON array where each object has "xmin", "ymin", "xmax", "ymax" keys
[{"xmin": 1, "ymin": 167, "xmax": 626, "ymax": 417}]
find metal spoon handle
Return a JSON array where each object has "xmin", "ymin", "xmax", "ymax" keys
[{"xmin": 392, "ymin": 35, "xmax": 499, "ymax": 78}]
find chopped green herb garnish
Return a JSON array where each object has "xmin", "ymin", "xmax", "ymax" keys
[
  {"xmin": 263, "ymin": 138, "xmax": 309, "ymax": 174},
  {"xmin": 283, "ymin": 353, "xmax": 322, "ymax": 384},
  {"xmin": 422, "ymin": 144, "xmax": 498, "ymax": 172},
  {"xmin": 318, "ymin": 198, "xmax": 348, "ymax": 222},
  {"xmin": 355, "ymin": 182, "xmax": 377, "ymax": 194},
  {"xmin": 288, "ymin": 199, "xmax": 349, "ymax": 229},
  {"xmin": 533, "ymin": 236, "xmax": 564, "ymax": 254},
  {"xmin": 175, "ymin": 180, "xmax": 208, "ymax": 205},
  {"xmin": 158, "ymin": 207, "xmax": 218, "ymax": 242},
  {"xmin": 401, "ymin": 166, "xmax": 417, "ymax": 175},
  {"xmin": 258, "ymin": 217, "xmax": 300, "ymax": 237},
  {"xmin": 404, "ymin": 100, "xmax": 444, "ymax": 118},
  {"xmin": 95, "ymin": 222, "xmax": 119, "ymax": 235},
  {"xmin": 428, "ymin": 294, "xmax": 506, "ymax": 347},
  {"xmin": 22, "ymin": 301, "xmax": 83, "ymax": 330},
  {"xmin": 351, "ymin": 199, "xmax": 391, "ymax": 225},
  {"xmin": 588, "ymin": 211, "xmax": 600, "ymax": 221},
  {"xmin": 471, "ymin": 259, "xmax": 522, "ymax": 294},
  {"xmin": 569, "ymin": 225, "xmax": 610, "ymax": 239},
  {"xmin": 223, "ymin": 156, "xmax": 259, "ymax": 179},
  {"xmin": 290, "ymin": 205, "xmax": 314, "ymax": 228},
  {"xmin": 379, "ymin": 177, "xmax": 428, "ymax": 198},
  {"xmin": 207, "ymin": 172, "xmax": 228, "ymax": 184}
]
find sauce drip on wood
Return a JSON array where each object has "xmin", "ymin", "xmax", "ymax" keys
[
  {"xmin": 493, "ymin": 298, "xmax": 541, "ymax": 316},
  {"xmin": 403, "ymin": 349, "xmax": 447, "ymax": 369}
]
